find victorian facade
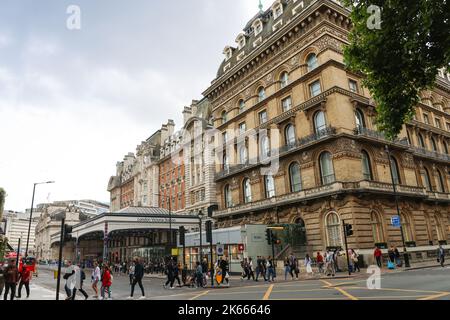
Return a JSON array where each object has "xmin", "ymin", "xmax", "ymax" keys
[{"xmin": 202, "ymin": 0, "xmax": 450, "ymax": 259}]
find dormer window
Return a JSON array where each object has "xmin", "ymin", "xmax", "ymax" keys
[
  {"xmin": 236, "ymin": 33, "xmax": 246, "ymax": 50},
  {"xmin": 253, "ymin": 19, "xmax": 263, "ymax": 36},
  {"xmin": 272, "ymin": 1, "xmax": 283, "ymax": 19},
  {"xmin": 223, "ymin": 46, "xmax": 233, "ymax": 61}
]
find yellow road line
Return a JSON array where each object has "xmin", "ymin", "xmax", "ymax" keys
[
  {"xmin": 419, "ymin": 292, "xmax": 450, "ymax": 300},
  {"xmin": 262, "ymin": 284, "xmax": 274, "ymax": 300},
  {"xmin": 321, "ymin": 280, "xmax": 358, "ymax": 300},
  {"xmin": 189, "ymin": 290, "xmax": 210, "ymax": 300},
  {"xmin": 358, "ymin": 295, "xmax": 431, "ymax": 300},
  {"xmin": 343, "ymin": 286, "xmax": 446, "ymax": 294}
]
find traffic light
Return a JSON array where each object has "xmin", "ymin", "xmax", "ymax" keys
[
  {"xmin": 179, "ymin": 226, "xmax": 185, "ymax": 246},
  {"xmin": 265, "ymin": 229, "xmax": 273, "ymax": 245},
  {"xmin": 205, "ymin": 220, "xmax": 213, "ymax": 243},
  {"xmin": 63, "ymin": 224, "xmax": 72, "ymax": 242},
  {"xmin": 345, "ymin": 224, "xmax": 353, "ymax": 237}
]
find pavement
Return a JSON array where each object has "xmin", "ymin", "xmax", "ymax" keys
[{"xmin": 2, "ymin": 261, "xmax": 449, "ymax": 301}]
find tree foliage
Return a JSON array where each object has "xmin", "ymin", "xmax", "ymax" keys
[{"xmin": 343, "ymin": 0, "xmax": 450, "ymax": 140}]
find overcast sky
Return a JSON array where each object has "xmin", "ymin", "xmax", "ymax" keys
[{"xmin": 0, "ymin": 0, "xmax": 276, "ymax": 212}]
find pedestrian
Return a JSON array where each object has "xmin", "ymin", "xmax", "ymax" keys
[
  {"xmin": 437, "ymin": 245, "xmax": 446, "ymax": 267},
  {"xmin": 220, "ymin": 257, "xmax": 230, "ymax": 286},
  {"xmin": 72, "ymin": 264, "xmax": 89, "ymax": 300},
  {"xmin": 201, "ymin": 258, "xmax": 208, "ymax": 287},
  {"xmin": 266, "ymin": 256, "xmax": 275, "ymax": 282},
  {"xmin": 195, "ymin": 261, "xmax": 203, "ymax": 288},
  {"xmin": 283, "ymin": 257, "xmax": 290, "ymax": 280},
  {"xmin": 333, "ymin": 249, "xmax": 341, "ymax": 273},
  {"xmin": 91, "ymin": 261, "xmax": 101, "ymax": 299},
  {"xmin": 240, "ymin": 258, "xmax": 248, "ymax": 281},
  {"xmin": 63, "ymin": 261, "xmax": 76, "ymax": 300},
  {"xmin": 325, "ymin": 250, "xmax": 335, "ymax": 277},
  {"xmin": 100, "ymin": 264, "xmax": 112, "ymax": 300},
  {"xmin": 304, "ymin": 254, "xmax": 313, "ymax": 277},
  {"xmin": 374, "ymin": 246, "xmax": 382, "ymax": 268},
  {"xmin": 393, "ymin": 246, "xmax": 402, "ymax": 267},
  {"xmin": 288, "ymin": 253, "xmax": 296, "ymax": 280},
  {"xmin": 3, "ymin": 259, "xmax": 19, "ymax": 300},
  {"xmin": 388, "ymin": 246, "xmax": 396, "ymax": 263},
  {"xmin": 316, "ymin": 252, "xmax": 324, "ymax": 273},
  {"xmin": 163, "ymin": 258, "xmax": 175, "ymax": 289},
  {"xmin": 128, "ymin": 257, "xmax": 145, "ymax": 299},
  {"xmin": 16, "ymin": 263, "xmax": 32, "ymax": 299},
  {"xmin": 0, "ymin": 263, "xmax": 5, "ymax": 297},
  {"xmin": 128, "ymin": 261, "xmax": 135, "ymax": 286},
  {"xmin": 173, "ymin": 263, "xmax": 182, "ymax": 287},
  {"xmin": 351, "ymin": 249, "xmax": 360, "ymax": 272},
  {"xmin": 247, "ymin": 257, "xmax": 255, "ymax": 281},
  {"xmin": 256, "ymin": 256, "xmax": 267, "ymax": 282}
]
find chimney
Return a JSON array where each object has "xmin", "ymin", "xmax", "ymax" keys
[
  {"xmin": 167, "ymin": 120, "xmax": 175, "ymax": 136},
  {"xmin": 183, "ymin": 106, "xmax": 192, "ymax": 125},
  {"xmin": 191, "ymin": 100, "xmax": 199, "ymax": 116},
  {"xmin": 160, "ymin": 123, "xmax": 169, "ymax": 144}
]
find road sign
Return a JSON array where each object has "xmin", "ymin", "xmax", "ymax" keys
[
  {"xmin": 238, "ymin": 244, "xmax": 244, "ymax": 252},
  {"xmin": 217, "ymin": 244, "xmax": 225, "ymax": 256},
  {"xmin": 391, "ymin": 215, "xmax": 401, "ymax": 228}
]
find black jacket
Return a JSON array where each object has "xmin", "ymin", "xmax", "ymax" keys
[{"xmin": 134, "ymin": 263, "xmax": 144, "ymax": 279}]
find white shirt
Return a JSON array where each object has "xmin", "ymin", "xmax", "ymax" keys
[
  {"xmin": 92, "ymin": 266, "xmax": 101, "ymax": 281},
  {"xmin": 65, "ymin": 265, "xmax": 76, "ymax": 290}
]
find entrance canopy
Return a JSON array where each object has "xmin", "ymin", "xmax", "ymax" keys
[{"xmin": 50, "ymin": 207, "xmax": 200, "ymax": 245}]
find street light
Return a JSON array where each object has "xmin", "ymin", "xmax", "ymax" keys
[
  {"xmin": 25, "ymin": 181, "xmax": 55, "ymax": 258},
  {"xmin": 385, "ymin": 145, "xmax": 410, "ymax": 268}
]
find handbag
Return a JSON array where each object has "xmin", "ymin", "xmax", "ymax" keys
[{"xmin": 387, "ymin": 261, "xmax": 395, "ymax": 270}]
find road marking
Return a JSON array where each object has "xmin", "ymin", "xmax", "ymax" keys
[
  {"xmin": 419, "ymin": 292, "xmax": 450, "ymax": 300},
  {"xmin": 262, "ymin": 284, "xmax": 274, "ymax": 300},
  {"xmin": 342, "ymin": 286, "xmax": 446, "ymax": 294},
  {"xmin": 190, "ymin": 290, "xmax": 210, "ymax": 300},
  {"xmin": 321, "ymin": 280, "xmax": 358, "ymax": 300}
]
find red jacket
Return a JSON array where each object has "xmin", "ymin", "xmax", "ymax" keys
[
  {"xmin": 19, "ymin": 268, "xmax": 31, "ymax": 283},
  {"xmin": 374, "ymin": 248, "xmax": 382, "ymax": 257},
  {"xmin": 316, "ymin": 254, "xmax": 324, "ymax": 263},
  {"xmin": 102, "ymin": 270, "xmax": 111, "ymax": 287}
]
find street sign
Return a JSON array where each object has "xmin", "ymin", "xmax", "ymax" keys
[
  {"xmin": 238, "ymin": 244, "xmax": 244, "ymax": 252},
  {"xmin": 391, "ymin": 215, "xmax": 401, "ymax": 228},
  {"xmin": 217, "ymin": 244, "xmax": 224, "ymax": 256}
]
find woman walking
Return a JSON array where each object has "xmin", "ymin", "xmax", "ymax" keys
[
  {"xmin": 100, "ymin": 264, "xmax": 112, "ymax": 300},
  {"xmin": 16, "ymin": 264, "xmax": 31, "ymax": 299},
  {"xmin": 304, "ymin": 254, "xmax": 313, "ymax": 277},
  {"xmin": 91, "ymin": 261, "xmax": 101, "ymax": 299}
]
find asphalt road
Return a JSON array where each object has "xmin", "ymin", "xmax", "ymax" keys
[{"xmin": 3, "ymin": 266, "xmax": 450, "ymax": 301}]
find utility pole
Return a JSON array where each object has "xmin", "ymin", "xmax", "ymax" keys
[
  {"xmin": 56, "ymin": 218, "xmax": 65, "ymax": 301},
  {"xmin": 343, "ymin": 220, "xmax": 351, "ymax": 276}
]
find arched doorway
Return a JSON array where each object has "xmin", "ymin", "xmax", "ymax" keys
[{"xmin": 292, "ymin": 218, "xmax": 307, "ymax": 246}]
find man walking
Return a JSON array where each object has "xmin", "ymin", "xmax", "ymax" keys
[
  {"xmin": 16, "ymin": 263, "xmax": 32, "ymax": 299},
  {"xmin": 374, "ymin": 246, "xmax": 383, "ymax": 268},
  {"xmin": 247, "ymin": 257, "xmax": 255, "ymax": 281},
  {"xmin": 63, "ymin": 261, "xmax": 76, "ymax": 300},
  {"xmin": 3, "ymin": 259, "xmax": 19, "ymax": 300},
  {"xmin": 437, "ymin": 245, "xmax": 446, "ymax": 267},
  {"xmin": 163, "ymin": 258, "xmax": 175, "ymax": 289},
  {"xmin": 72, "ymin": 264, "xmax": 89, "ymax": 300},
  {"xmin": 129, "ymin": 257, "xmax": 146, "ymax": 299}
]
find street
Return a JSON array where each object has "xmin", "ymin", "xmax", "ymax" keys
[{"xmin": 3, "ymin": 266, "xmax": 450, "ymax": 301}]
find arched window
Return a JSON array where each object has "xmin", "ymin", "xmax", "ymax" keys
[
  {"xmin": 280, "ymin": 72, "xmax": 289, "ymax": 88},
  {"xmin": 320, "ymin": 152, "xmax": 335, "ymax": 185},
  {"xmin": 289, "ymin": 162, "xmax": 302, "ymax": 193},
  {"xmin": 224, "ymin": 185, "xmax": 232, "ymax": 208},
  {"xmin": 258, "ymin": 87, "xmax": 266, "ymax": 102},
  {"xmin": 418, "ymin": 134, "xmax": 425, "ymax": 149},
  {"xmin": 389, "ymin": 156, "xmax": 401, "ymax": 185},
  {"xmin": 431, "ymin": 137, "xmax": 438, "ymax": 152},
  {"xmin": 221, "ymin": 111, "xmax": 228, "ymax": 124},
  {"xmin": 355, "ymin": 109, "xmax": 366, "ymax": 129},
  {"xmin": 260, "ymin": 135, "xmax": 270, "ymax": 159},
  {"xmin": 239, "ymin": 145, "xmax": 248, "ymax": 164},
  {"xmin": 422, "ymin": 167, "xmax": 433, "ymax": 191},
  {"xmin": 400, "ymin": 214, "xmax": 413, "ymax": 242},
  {"xmin": 306, "ymin": 53, "xmax": 318, "ymax": 72},
  {"xmin": 314, "ymin": 111, "xmax": 327, "ymax": 134},
  {"xmin": 437, "ymin": 170, "xmax": 446, "ymax": 193},
  {"xmin": 361, "ymin": 150, "xmax": 373, "ymax": 180},
  {"xmin": 444, "ymin": 141, "xmax": 449, "ymax": 155},
  {"xmin": 285, "ymin": 124, "xmax": 296, "ymax": 146},
  {"xmin": 265, "ymin": 175, "xmax": 276, "ymax": 198},
  {"xmin": 243, "ymin": 178, "xmax": 252, "ymax": 203},
  {"xmin": 370, "ymin": 211, "xmax": 384, "ymax": 244},
  {"xmin": 325, "ymin": 212, "xmax": 342, "ymax": 247},
  {"xmin": 239, "ymin": 100, "xmax": 245, "ymax": 113}
]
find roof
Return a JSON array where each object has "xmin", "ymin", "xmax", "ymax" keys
[{"xmin": 114, "ymin": 206, "xmax": 171, "ymax": 215}]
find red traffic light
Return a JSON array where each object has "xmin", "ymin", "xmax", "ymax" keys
[{"xmin": 238, "ymin": 244, "xmax": 244, "ymax": 252}]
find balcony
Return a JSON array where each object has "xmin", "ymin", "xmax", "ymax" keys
[
  {"xmin": 213, "ymin": 180, "xmax": 440, "ymax": 218},
  {"xmin": 215, "ymin": 127, "xmax": 336, "ymax": 181},
  {"xmin": 353, "ymin": 127, "xmax": 409, "ymax": 148},
  {"xmin": 411, "ymin": 147, "xmax": 450, "ymax": 162}
]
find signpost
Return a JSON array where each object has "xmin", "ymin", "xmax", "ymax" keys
[
  {"xmin": 217, "ymin": 244, "xmax": 224, "ymax": 257},
  {"xmin": 391, "ymin": 216, "xmax": 401, "ymax": 228}
]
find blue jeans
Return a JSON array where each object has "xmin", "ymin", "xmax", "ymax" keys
[
  {"xmin": 284, "ymin": 266, "xmax": 290, "ymax": 280},
  {"xmin": 266, "ymin": 268, "xmax": 275, "ymax": 281}
]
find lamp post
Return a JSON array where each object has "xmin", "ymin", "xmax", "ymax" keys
[
  {"xmin": 25, "ymin": 181, "xmax": 55, "ymax": 257},
  {"xmin": 385, "ymin": 145, "xmax": 410, "ymax": 268},
  {"xmin": 198, "ymin": 210, "xmax": 205, "ymax": 263}
]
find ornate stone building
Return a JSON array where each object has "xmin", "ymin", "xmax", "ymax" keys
[{"xmin": 203, "ymin": 0, "xmax": 450, "ymax": 260}]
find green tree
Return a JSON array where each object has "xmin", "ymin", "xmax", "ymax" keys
[{"xmin": 343, "ymin": 0, "xmax": 449, "ymax": 140}]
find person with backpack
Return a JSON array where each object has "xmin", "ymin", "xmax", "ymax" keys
[
  {"xmin": 100, "ymin": 264, "xmax": 112, "ymax": 300},
  {"xmin": 72, "ymin": 264, "xmax": 88, "ymax": 300},
  {"xmin": 128, "ymin": 257, "xmax": 145, "ymax": 299},
  {"xmin": 16, "ymin": 263, "xmax": 32, "ymax": 299}
]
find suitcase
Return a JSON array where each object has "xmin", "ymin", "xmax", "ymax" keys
[{"xmin": 387, "ymin": 261, "xmax": 395, "ymax": 270}]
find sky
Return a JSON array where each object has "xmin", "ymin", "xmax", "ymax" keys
[{"xmin": 0, "ymin": 0, "xmax": 276, "ymax": 212}]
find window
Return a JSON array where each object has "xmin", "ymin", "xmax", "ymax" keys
[
  {"xmin": 370, "ymin": 212, "xmax": 384, "ymax": 244},
  {"xmin": 259, "ymin": 110, "xmax": 268, "ymax": 124},
  {"xmin": 355, "ymin": 109, "xmax": 365, "ymax": 129},
  {"xmin": 349, "ymin": 79, "xmax": 358, "ymax": 93},
  {"xmin": 224, "ymin": 185, "xmax": 232, "ymax": 208},
  {"xmin": 253, "ymin": 20, "xmax": 263, "ymax": 35},
  {"xmin": 282, "ymin": 96, "xmax": 292, "ymax": 112},
  {"xmin": 243, "ymin": 178, "xmax": 252, "ymax": 203},
  {"xmin": 422, "ymin": 168, "xmax": 433, "ymax": 191},
  {"xmin": 309, "ymin": 80, "xmax": 321, "ymax": 97},
  {"xmin": 221, "ymin": 111, "xmax": 228, "ymax": 124},
  {"xmin": 431, "ymin": 138, "xmax": 438, "ymax": 152},
  {"xmin": 320, "ymin": 152, "xmax": 335, "ymax": 185},
  {"xmin": 273, "ymin": 2, "xmax": 283, "ymax": 19},
  {"xmin": 236, "ymin": 34, "xmax": 246, "ymax": 50},
  {"xmin": 314, "ymin": 111, "xmax": 327, "ymax": 134},
  {"xmin": 361, "ymin": 150, "xmax": 373, "ymax": 180},
  {"xmin": 265, "ymin": 175, "xmax": 276, "ymax": 198},
  {"xmin": 239, "ymin": 122, "xmax": 246, "ymax": 135},
  {"xmin": 289, "ymin": 162, "xmax": 302, "ymax": 192},
  {"xmin": 444, "ymin": 141, "xmax": 449, "ymax": 155},
  {"xmin": 306, "ymin": 53, "xmax": 318, "ymax": 72},
  {"xmin": 437, "ymin": 170, "xmax": 445, "ymax": 193},
  {"xmin": 258, "ymin": 87, "xmax": 266, "ymax": 102},
  {"xmin": 285, "ymin": 124, "xmax": 296, "ymax": 146},
  {"xmin": 418, "ymin": 134, "xmax": 426, "ymax": 149},
  {"xmin": 390, "ymin": 156, "xmax": 401, "ymax": 185},
  {"xmin": 222, "ymin": 132, "xmax": 228, "ymax": 144},
  {"xmin": 435, "ymin": 118, "xmax": 442, "ymax": 129},
  {"xmin": 325, "ymin": 212, "xmax": 342, "ymax": 247},
  {"xmin": 260, "ymin": 136, "xmax": 270, "ymax": 159},
  {"xmin": 223, "ymin": 154, "xmax": 230, "ymax": 171},
  {"xmin": 239, "ymin": 100, "xmax": 245, "ymax": 113},
  {"xmin": 239, "ymin": 146, "xmax": 248, "ymax": 164},
  {"xmin": 280, "ymin": 72, "xmax": 289, "ymax": 88},
  {"xmin": 423, "ymin": 113, "xmax": 429, "ymax": 124}
]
